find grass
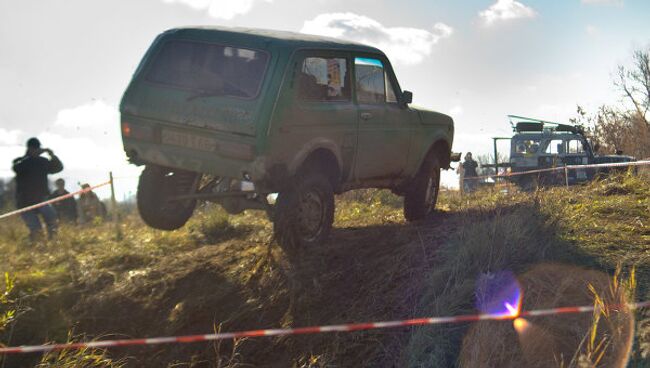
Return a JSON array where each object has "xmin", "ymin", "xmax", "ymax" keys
[{"xmin": 0, "ymin": 173, "xmax": 648, "ymax": 367}]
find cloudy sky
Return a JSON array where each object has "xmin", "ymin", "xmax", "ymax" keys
[{"xmin": 1, "ymin": 0, "xmax": 649, "ymax": 195}]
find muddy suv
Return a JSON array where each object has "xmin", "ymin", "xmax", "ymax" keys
[
  {"xmin": 507, "ymin": 115, "xmax": 635, "ymax": 190},
  {"xmin": 120, "ymin": 27, "xmax": 455, "ymax": 247}
]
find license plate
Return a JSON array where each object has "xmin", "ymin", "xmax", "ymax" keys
[{"xmin": 161, "ymin": 130, "xmax": 217, "ymax": 152}]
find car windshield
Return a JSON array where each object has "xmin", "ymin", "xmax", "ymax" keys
[
  {"xmin": 513, "ymin": 138, "xmax": 542, "ymax": 154},
  {"xmin": 146, "ymin": 40, "xmax": 269, "ymax": 99}
]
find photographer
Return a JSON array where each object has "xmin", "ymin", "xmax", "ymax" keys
[{"xmin": 12, "ymin": 137, "xmax": 63, "ymax": 242}]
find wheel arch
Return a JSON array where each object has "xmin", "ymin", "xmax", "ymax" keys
[
  {"xmin": 288, "ymin": 140, "xmax": 343, "ymax": 192},
  {"xmin": 420, "ymin": 139, "xmax": 452, "ymax": 171}
]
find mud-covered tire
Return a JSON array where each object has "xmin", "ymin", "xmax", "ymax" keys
[
  {"xmin": 404, "ymin": 156, "xmax": 441, "ymax": 222},
  {"xmin": 137, "ymin": 165, "xmax": 199, "ymax": 231},
  {"xmin": 273, "ymin": 171, "xmax": 335, "ymax": 249}
]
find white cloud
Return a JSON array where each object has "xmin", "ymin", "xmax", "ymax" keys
[
  {"xmin": 586, "ymin": 25, "xmax": 599, "ymax": 36},
  {"xmin": 46, "ymin": 100, "xmax": 131, "ymax": 173},
  {"xmin": 0, "ymin": 128, "xmax": 21, "ymax": 146},
  {"xmin": 581, "ymin": 0, "xmax": 623, "ymax": 5},
  {"xmin": 54, "ymin": 100, "xmax": 117, "ymax": 129},
  {"xmin": 300, "ymin": 13, "xmax": 453, "ymax": 66},
  {"xmin": 449, "ymin": 105, "xmax": 464, "ymax": 117},
  {"xmin": 479, "ymin": 0, "xmax": 537, "ymax": 26},
  {"xmin": 0, "ymin": 129, "xmax": 24, "ymax": 178},
  {"xmin": 161, "ymin": 0, "xmax": 272, "ymax": 20}
]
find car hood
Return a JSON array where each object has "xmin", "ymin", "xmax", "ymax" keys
[{"xmin": 410, "ymin": 105, "xmax": 454, "ymax": 127}]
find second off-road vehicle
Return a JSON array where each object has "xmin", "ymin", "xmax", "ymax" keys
[
  {"xmin": 120, "ymin": 27, "xmax": 455, "ymax": 247},
  {"xmin": 504, "ymin": 115, "xmax": 635, "ymax": 190}
]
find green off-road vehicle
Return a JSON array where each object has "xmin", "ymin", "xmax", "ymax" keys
[{"xmin": 120, "ymin": 27, "xmax": 455, "ymax": 247}]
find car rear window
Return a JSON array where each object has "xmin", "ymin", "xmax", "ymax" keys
[{"xmin": 145, "ymin": 40, "xmax": 269, "ymax": 99}]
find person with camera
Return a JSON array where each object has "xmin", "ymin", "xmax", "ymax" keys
[{"xmin": 12, "ymin": 137, "xmax": 64, "ymax": 242}]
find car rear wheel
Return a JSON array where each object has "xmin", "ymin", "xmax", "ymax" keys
[
  {"xmin": 404, "ymin": 156, "xmax": 441, "ymax": 222},
  {"xmin": 137, "ymin": 165, "xmax": 199, "ymax": 230},
  {"xmin": 273, "ymin": 170, "xmax": 335, "ymax": 249}
]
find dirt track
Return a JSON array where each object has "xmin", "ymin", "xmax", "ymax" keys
[{"xmin": 70, "ymin": 211, "xmax": 455, "ymax": 367}]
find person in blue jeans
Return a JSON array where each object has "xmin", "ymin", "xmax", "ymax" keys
[{"xmin": 12, "ymin": 138, "xmax": 64, "ymax": 242}]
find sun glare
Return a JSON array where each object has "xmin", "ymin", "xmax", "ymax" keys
[{"xmin": 513, "ymin": 318, "xmax": 530, "ymax": 334}]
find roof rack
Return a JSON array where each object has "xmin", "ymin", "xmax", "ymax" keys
[{"xmin": 507, "ymin": 115, "xmax": 581, "ymax": 134}]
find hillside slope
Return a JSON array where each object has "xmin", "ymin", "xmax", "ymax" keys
[{"xmin": 1, "ymin": 174, "xmax": 648, "ymax": 367}]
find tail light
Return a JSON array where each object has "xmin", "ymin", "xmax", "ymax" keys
[{"xmin": 121, "ymin": 122, "xmax": 153, "ymax": 141}]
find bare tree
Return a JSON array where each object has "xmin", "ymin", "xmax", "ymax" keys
[
  {"xmin": 574, "ymin": 45, "xmax": 650, "ymax": 159},
  {"xmin": 616, "ymin": 49, "xmax": 650, "ymax": 121},
  {"xmin": 475, "ymin": 153, "xmax": 509, "ymax": 177}
]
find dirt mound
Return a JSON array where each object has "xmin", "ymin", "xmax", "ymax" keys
[{"xmin": 70, "ymin": 213, "xmax": 454, "ymax": 367}]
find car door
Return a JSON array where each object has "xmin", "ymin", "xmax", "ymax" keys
[
  {"xmin": 274, "ymin": 50, "xmax": 357, "ymax": 181},
  {"xmin": 353, "ymin": 56, "xmax": 413, "ymax": 180},
  {"xmin": 565, "ymin": 138, "xmax": 592, "ymax": 181}
]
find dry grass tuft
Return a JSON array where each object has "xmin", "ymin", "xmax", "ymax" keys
[{"xmin": 459, "ymin": 264, "xmax": 635, "ymax": 368}]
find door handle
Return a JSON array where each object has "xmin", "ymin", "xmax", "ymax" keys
[{"xmin": 360, "ymin": 112, "xmax": 373, "ymax": 121}]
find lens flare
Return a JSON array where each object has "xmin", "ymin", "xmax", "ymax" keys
[
  {"xmin": 475, "ymin": 270, "xmax": 522, "ymax": 318},
  {"xmin": 504, "ymin": 302, "xmax": 518, "ymax": 316},
  {"xmin": 513, "ymin": 318, "xmax": 530, "ymax": 333}
]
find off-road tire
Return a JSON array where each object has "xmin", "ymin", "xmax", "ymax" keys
[
  {"xmin": 273, "ymin": 171, "xmax": 335, "ymax": 249},
  {"xmin": 404, "ymin": 156, "xmax": 441, "ymax": 222},
  {"xmin": 137, "ymin": 165, "xmax": 198, "ymax": 231}
]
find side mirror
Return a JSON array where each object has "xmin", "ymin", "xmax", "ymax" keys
[{"xmin": 401, "ymin": 90, "xmax": 413, "ymax": 106}]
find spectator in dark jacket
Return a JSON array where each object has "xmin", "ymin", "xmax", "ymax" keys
[
  {"xmin": 12, "ymin": 137, "xmax": 63, "ymax": 242},
  {"xmin": 49, "ymin": 178, "xmax": 77, "ymax": 224},
  {"xmin": 462, "ymin": 152, "xmax": 479, "ymax": 193}
]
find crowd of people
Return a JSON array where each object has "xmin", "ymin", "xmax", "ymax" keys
[{"xmin": 11, "ymin": 137, "xmax": 107, "ymax": 243}]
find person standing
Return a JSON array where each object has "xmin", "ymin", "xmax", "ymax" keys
[
  {"xmin": 49, "ymin": 178, "xmax": 78, "ymax": 224},
  {"xmin": 78, "ymin": 183, "xmax": 106, "ymax": 224},
  {"xmin": 12, "ymin": 138, "xmax": 64, "ymax": 242},
  {"xmin": 462, "ymin": 152, "xmax": 479, "ymax": 193}
]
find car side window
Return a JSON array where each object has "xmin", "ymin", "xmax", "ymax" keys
[
  {"xmin": 297, "ymin": 57, "xmax": 350, "ymax": 102},
  {"xmin": 355, "ymin": 57, "xmax": 386, "ymax": 104},
  {"xmin": 545, "ymin": 139, "xmax": 565, "ymax": 154},
  {"xmin": 567, "ymin": 139, "xmax": 585, "ymax": 154},
  {"xmin": 385, "ymin": 71, "xmax": 398, "ymax": 103}
]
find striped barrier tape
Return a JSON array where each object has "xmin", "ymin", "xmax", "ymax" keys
[
  {"xmin": 1, "ymin": 160, "xmax": 648, "ymax": 221},
  {"xmin": 1, "ymin": 300, "xmax": 648, "ymax": 355},
  {"xmin": 0, "ymin": 181, "xmax": 112, "ymax": 220},
  {"xmin": 469, "ymin": 159, "xmax": 650, "ymax": 181}
]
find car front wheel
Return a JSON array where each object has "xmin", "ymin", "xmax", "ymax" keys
[
  {"xmin": 404, "ymin": 156, "xmax": 441, "ymax": 222},
  {"xmin": 273, "ymin": 170, "xmax": 335, "ymax": 249}
]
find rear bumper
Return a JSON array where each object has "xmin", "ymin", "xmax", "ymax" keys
[{"xmin": 123, "ymin": 138, "xmax": 268, "ymax": 184}]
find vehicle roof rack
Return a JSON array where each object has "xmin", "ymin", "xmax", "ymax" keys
[{"xmin": 508, "ymin": 115, "xmax": 581, "ymax": 134}]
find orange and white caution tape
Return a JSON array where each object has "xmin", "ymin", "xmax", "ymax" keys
[
  {"xmin": 1, "ymin": 300, "xmax": 648, "ymax": 355},
  {"xmin": 0, "ymin": 181, "xmax": 112, "ymax": 220}
]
